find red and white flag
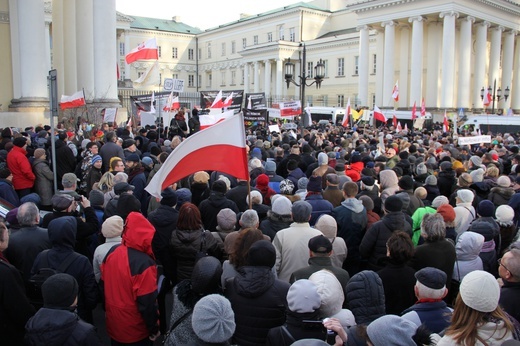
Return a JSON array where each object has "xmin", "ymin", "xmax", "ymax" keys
[
  {"xmin": 392, "ymin": 81, "xmax": 399, "ymax": 102},
  {"xmin": 145, "ymin": 113, "xmax": 248, "ymax": 198},
  {"xmin": 342, "ymin": 98, "xmax": 351, "ymax": 128},
  {"xmin": 404, "ymin": 123, "xmax": 408, "ymax": 132},
  {"xmin": 125, "ymin": 38, "xmax": 159, "ymax": 64},
  {"xmin": 420, "ymin": 98, "xmax": 426, "ymax": 117},
  {"xmin": 443, "ymin": 110, "xmax": 449, "ymax": 133},
  {"xmin": 373, "ymin": 105, "xmax": 387, "ymax": 123},
  {"xmin": 150, "ymin": 91, "xmax": 156, "ymax": 114},
  {"xmin": 411, "ymin": 101, "xmax": 417, "ymax": 121},
  {"xmin": 483, "ymin": 88, "xmax": 492, "ymax": 107},
  {"xmin": 60, "ymin": 90, "xmax": 86, "ymax": 110},
  {"xmin": 396, "ymin": 121, "xmax": 402, "ymax": 132},
  {"xmin": 222, "ymin": 92, "xmax": 234, "ymax": 108},
  {"xmin": 200, "ymin": 110, "xmax": 235, "ymax": 130},
  {"xmin": 163, "ymin": 92, "xmax": 180, "ymax": 112},
  {"xmin": 392, "ymin": 114, "xmax": 397, "ymax": 128},
  {"xmin": 210, "ymin": 90, "xmax": 224, "ymax": 109}
]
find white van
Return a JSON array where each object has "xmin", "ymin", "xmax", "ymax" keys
[
  {"xmin": 306, "ymin": 107, "xmax": 346, "ymax": 125},
  {"xmin": 459, "ymin": 115, "xmax": 520, "ymax": 134}
]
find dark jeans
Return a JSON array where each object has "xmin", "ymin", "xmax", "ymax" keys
[
  {"xmin": 111, "ymin": 338, "xmax": 152, "ymax": 346},
  {"xmin": 16, "ymin": 188, "xmax": 31, "ymax": 199}
]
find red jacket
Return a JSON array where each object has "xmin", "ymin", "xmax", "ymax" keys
[
  {"xmin": 101, "ymin": 212, "xmax": 159, "ymax": 343},
  {"xmin": 345, "ymin": 161, "xmax": 364, "ymax": 182},
  {"xmin": 6, "ymin": 146, "xmax": 35, "ymax": 190}
]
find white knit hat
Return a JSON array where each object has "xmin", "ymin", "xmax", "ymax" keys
[
  {"xmin": 308, "ymin": 269, "xmax": 344, "ymax": 317},
  {"xmin": 497, "ymin": 176, "xmax": 512, "ymax": 188},
  {"xmin": 101, "ymin": 215, "xmax": 124, "ymax": 239},
  {"xmin": 457, "ymin": 189, "xmax": 474, "ymax": 204},
  {"xmin": 460, "ymin": 270, "xmax": 500, "ymax": 313},
  {"xmin": 315, "ymin": 214, "xmax": 337, "ymax": 240},
  {"xmin": 496, "ymin": 205, "xmax": 515, "ymax": 226},
  {"xmin": 432, "ymin": 195, "xmax": 449, "ymax": 209}
]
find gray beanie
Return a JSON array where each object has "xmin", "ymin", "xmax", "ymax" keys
[
  {"xmin": 470, "ymin": 155, "xmax": 482, "ymax": 167},
  {"xmin": 470, "ymin": 168, "xmax": 485, "ymax": 183},
  {"xmin": 425, "ymin": 175, "xmax": 437, "ymax": 186},
  {"xmin": 318, "ymin": 152, "xmax": 328, "ymax": 166},
  {"xmin": 271, "ymin": 196, "xmax": 292, "ymax": 216},
  {"xmin": 89, "ymin": 189, "xmax": 105, "ymax": 207},
  {"xmin": 264, "ymin": 160, "xmax": 276, "ymax": 173},
  {"xmin": 42, "ymin": 273, "xmax": 79, "ymax": 309},
  {"xmin": 298, "ymin": 177, "xmax": 309, "ymax": 190},
  {"xmin": 216, "ymin": 208, "xmax": 236, "ymax": 231},
  {"xmin": 416, "ymin": 163, "xmax": 427, "ymax": 176},
  {"xmin": 287, "ymin": 279, "xmax": 321, "ymax": 313},
  {"xmin": 367, "ymin": 315, "xmax": 418, "ymax": 346},
  {"xmin": 432, "ymin": 195, "xmax": 449, "ymax": 208},
  {"xmin": 192, "ymin": 294, "xmax": 236, "ymax": 343}
]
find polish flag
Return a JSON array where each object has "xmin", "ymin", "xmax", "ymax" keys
[
  {"xmin": 483, "ymin": 88, "xmax": 492, "ymax": 107},
  {"xmin": 392, "ymin": 81, "xmax": 399, "ymax": 102},
  {"xmin": 404, "ymin": 123, "xmax": 408, "ymax": 132},
  {"xmin": 199, "ymin": 110, "xmax": 235, "ymax": 130},
  {"xmin": 145, "ymin": 113, "xmax": 248, "ymax": 198},
  {"xmin": 163, "ymin": 92, "xmax": 180, "ymax": 112},
  {"xmin": 210, "ymin": 90, "xmax": 224, "ymax": 109},
  {"xmin": 420, "ymin": 98, "xmax": 426, "ymax": 117},
  {"xmin": 443, "ymin": 110, "xmax": 449, "ymax": 133},
  {"xmin": 60, "ymin": 90, "xmax": 86, "ymax": 110},
  {"xmin": 373, "ymin": 105, "xmax": 387, "ymax": 123},
  {"xmin": 396, "ymin": 122, "xmax": 402, "ymax": 132},
  {"xmin": 342, "ymin": 98, "xmax": 351, "ymax": 128},
  {"xmin": 411, "ymin": 101, "xmax": 417, "ymax": 121},
  {"xmin": 150, "ymin": 91, "xmax": 156, "ymax": 114},
  {"xmin": 222, "ymin": 92, "xmax": 234, "ymax": 108},
  {"xmin": 125, "ymin": 38, "xmax": 159, "ymax": 64},
  {"xmin": 392, "ymin": 114, "xmax": 397, "ymax": 128}
]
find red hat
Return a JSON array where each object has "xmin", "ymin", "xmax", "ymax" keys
[
  {"xmin": 437, "ymin": 204, "xmax": 456, "ymax": 223},
  {"xmin": 96, "ymin": 131, "xmax": 104, "ymax": 137},
  {"xmin": 256, "ymin": 174, "xmax": 269, "ymax": 187},
  {"xmin": 66, "ymin": 131, "xmax": 74, "ymax": 138},
  {"xmin": 492, "ymin": 153, "xmax": 499, "ymax": 161}
]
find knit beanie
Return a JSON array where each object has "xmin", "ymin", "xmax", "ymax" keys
[
  {"xmin": 384, "ymin": 195, "xmax": 403, "ymax": 212},
  {"xmin": 247, "ymin": 240, "xmax": 276, "ymax": 268},
  {"xmin": 117, "ymin": 193, "xmax": 141, "ymax": 221},
  {"xmin": 497, "ymin": 176, "xmax": 512, "ymax": 188},
  {"xmin": 191, "ymin": 257, "xmax": 223, "ymax": 295},
  {"xmin": 436, "ymin": 204, "xmax": 456, "ymax": 223},
  {"xmin": 308, "ymin": 270, "xmax": 344, "ymax": 317},
  {"xmin": 307, "ymin": 175, "xmax": 323, "ymax": 192},
  {"xmin": 315, "ymin": 214, "xmax": 337, "ymax": 240},
  {"xmin": 478, "ymin": 200, "xmax": 495, "ymax": 217},
  {"xmin": 470, "ymin": 168, "xmax": 485, "ymax": 183},
  {"xmin": 256, "ymin": 174, "xmax": 269, "ymax": 187},
  {"xmin": 432, "ymin": 195, "xmax": 449, "ymax": 209},
  {"xmin": 460, "ymin": 270, "xmax": 500, "ymax": 313},
  {"xmin": 359, "ymin": 195, "xmax": 374, "ymax": 212},
  {"xmin": 318, "ymin": 152, "xmax": 328, "ymax": 166},
  {"xmin": 101, "ymin": 215, "xmax": 124, "ymax": 239},
  {"xmin": 416, "ymin": 163, "xmax": 427, "ymax": 176},
  {"xmin": 89, "ymin": 189, "xmax": 105, "ymax": 207},
  {"xmin": 216, "ymin": 208, "xmax": 236, "ymax": 231},
  {"xmin": 42, "ymin": 273, "xmax": 79, "ymax": 309},
  {"xmin": 13, "ymin": 137, "xmax": 27, "ymax": 147},
  {"xmin": 456, "ymin": 189, "xmax": 474, "ymax": 204},
  {"xmin": 298, "ymin": 177, "xmax": 309, "ymax": 190},
  {"xmin": 212, "ymin": 180, "xmax": 228, "ymax": 194},
  {"xmin": 264, "ymin": 160, "xmax": 276, "ymax": 173},
  {"xmin": 160, "ymin": 187, "xmax": 178, "ymax": 207},
  {"xmin": 34, "ymin": 148, "xmax": 46, "ymax": 160},
  {"xmin": 271, "ymin": 196, "xmax": 292, "ymax": 216},
  {"xmin": 470, "ymin": 155, "xmax": 482, "ymax": 167},
  {"xmin": 458, "ymin": 173, "xmax": 473, "ymax": 187},
  {"xmin": 192, "ymin": 294, "xmax": 236, "ymax": 343},
  {"xmin": 279, "ymin": 179, "xmax": 295, "ymax": 195},
  {"xmin": 287, "ymin": 279, "xmax": 321, "ymax": 313},
  {"xmin": 91, "ymin": 155, "xmax": 102, "ymax": 165},
  {"xmin": 496, "ymin": 205, "xmax": 515, "ymax": 226},
  {"xmin": 175, "ymin": 188, "xmax": 192, "ymax": 210},
  {"xmin": 425, "ymin": 175, "xmax": 437, "ymax": 186},
  {"xmin": 367, "ymin": 315, "xmax": 418, "ymax": 346},
  {"xmin": 398, "ymin": 176, "xmax": 414, "ymax": 191}
]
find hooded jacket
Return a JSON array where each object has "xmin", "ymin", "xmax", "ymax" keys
[
  {"xmin": 452, "ymin": 231, "xmax": 484, "ymax": 281},
  {"xmin": 488, "ymin": 186, "xmax": 515, "ymax": 206},
  {"xmin": 379, "ymin": 170, "xmax": 399, "ymax": 203},
  {"xmin": 259, "ymin": 211, "xmax": 292, "ymax": 241},
  {"xmin": 225, "ymin": 266, "xmax": 290, "ymax": 346},
  {"xmin": 454, "ymin": 202, "xmax": 476, "ymax": 234},
  {"xmin": 54, "ymin": 139, "xmax": 77, "ymax": 189},
  {"xmin": 345, "ymin": 270, "xmax": 385, "ymax": 325},
  {"xmin": 359, "ymin": 211, "xmax": 413, "ymax": 270},
  {"xmin": 332, "ymin": 198, "xmax": 367, "ymax": 265},
  {"xmin": 7, "ymin": 145, "xmax": 35, "ymax": 190},
  {"xmin": 468, "ymin": 218, "xmax": 500, "ymax": 277},
  {"xmin": 101, "ymin": 212, "xmax": 159, "ymax": 343},
  {"xmin": 31, "ymin": 217, "xmax": 98, "ymax": 323},
  {"xmin": 148, "ymin": 205, "xmax": 179, "ymax": 282},
  {"xmin": 305, "ymin": 193, "xmax": 334, "ymax": 226},
  {"xmin": 25, "ymin": 308, "xmax": 101, "ymax": 345},
  {"xmin": 437, "ymin": 169, "xmax": 457, "ymax": 198},
  {"xmin": 346, "ymin": 161, "xmax": 364, "ymax": 182},
  {"xmin": 199, "ymin": 191, "xmax": 239, "ymax": 232}
]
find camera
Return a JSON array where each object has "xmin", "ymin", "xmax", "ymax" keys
[{"xmin": 74, "ymin": 196, "xmax": 83, "ymax": 202}]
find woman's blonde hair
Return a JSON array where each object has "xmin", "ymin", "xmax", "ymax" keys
[
  {"xmin": 96, "ymin": 172, "xmax": 114, "ymax": 193},
  {"xmin": 445, "ymin": 294, "xmax": 514, "ymax": 345}
]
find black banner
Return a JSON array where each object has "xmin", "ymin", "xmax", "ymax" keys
[
  {"xmin": 200, "ymin": 90, "xmax": 244, "ymax": 114},
  {"xmin": 130, "ymin": 91, "xmax": 172, "ymax": 116},
  {"xmin": 245, "ymin": 93, "xmax": 267, "ymax": 110},
  {"xmin": 244, "ymin": 109, "xmax": 267, "ymax": 128}
]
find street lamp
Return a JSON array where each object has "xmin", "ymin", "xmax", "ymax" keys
[
  {"xmin": 480, "ymin": 79, "xmax": 510, "ymax": 115},
  {"xmin": 284, "ymin": 44, "xmax": 325, "ymax": 129}
]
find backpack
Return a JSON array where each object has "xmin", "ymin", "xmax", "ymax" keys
[{"xmin": 27, "ymin": 250, "xmax": 80, "ymax": 309}]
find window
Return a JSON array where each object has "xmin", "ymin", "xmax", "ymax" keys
[
  {"xmin": 221, "ymin": 42, "xmax": 226, "ymax": 56},
  {"xmin": 172, "ymin": 47, "xmax": 178, "ymax": 59},
  {"xmin": 254, "ymin": 35, "xmax": 258, "ymax": 45},
  {"xmin": 188, "ymin": 74, "xmax": 194, "ymax": 87},
  {"xmin": 372, "ymin": 54, "xmax": 377, "ymax": 74},
  {"xmin": 337, "ymin": 95, "xmax": 344, "ymax": 107},
  {"xmin": 289, "ymin": 27, "xmax": 295, "ymax": 42},
  {"xmin": 119, "ymin": 42, "xmax": 125, "ymax": 56},
  {"xmin": 354, "ymin": 56, "xmax": 359, "ymax": 75},
  {"xmin": 172, "ymin": 73, "xmax": 179, "ymax": 79},
  {"xmin": 158, "ymin": 46, "xmax": 162, "ymax": 58},
  {"xmin": 307, "ymin": 62, "xmax": 314, "ymax": 79},
  {"xmin": 188, "ymin": 48, "xmax": 194, "ymax": 60},
  {"xmin": 231, "ymin": 70, "xmax": 236, "ymax": 85},
  {"xmin": 278, "ymin": 25, "xmax": 284, "ymax": 40},
  {"xmin": 267, "ymin": 32, "xmax": 272, "ymax": 42},
  {"xmin": 242, "ymin": 38, "xmax": 247, "ymax": 49},
  {"xmin": 207, "ymin": 43, "xmax": 211, "ymax": 59},
  {"xmin": 207, "ymin": 73, "xmax": 212, "ymax": 88},
  {"xmin": 198, "ymin": 48, "xmax": 202, "ymax": 60},
  {"xmin": 231, "ymin": 41, "xmax": 236, "ymax": 54},
  {"xmin": 221, "ymin": 71, "xmax": 226, "ymax": 86},
  {"xmin": 322, "ymin": 60, "xmax": 328, "ymax": 78},
  {"xmin": 337, "ymin": 58, "xmax": 344, "ymax": 76}
]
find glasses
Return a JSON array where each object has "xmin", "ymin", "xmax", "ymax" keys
[{"xmin": 498, "ymin": 258, "xmax": 512, "ymax": 275}]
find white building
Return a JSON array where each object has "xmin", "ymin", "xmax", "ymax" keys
[{"xmin": 0, "ymin": 0, "xmax": 519, "ymax": 126}]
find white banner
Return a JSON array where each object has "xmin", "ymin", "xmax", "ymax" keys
[
  {"xmin": 103, "ymin": 108, "xmax": 117, "ymax": 123},
  {"xmin": 457, "ymin": 135, "xmax": 492, "ymax": 145}
]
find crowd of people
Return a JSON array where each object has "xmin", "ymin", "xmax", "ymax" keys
[{"xmin": 1, "ymin": 113, "xmax": 520, "ymax": 345}]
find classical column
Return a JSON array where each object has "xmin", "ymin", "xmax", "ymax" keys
[
  {"xmin": 51, "ymin": 0, "xmax": 65, "ymax": 98},
  {"xmin": 426, "ymin": 21, "xmax": 442, "ymax": 107},
  {"xmin": 76, "ymin": 0, "xmax": 95, "ymax": 100},
  {"xmin": 489, "ymin": 26, "xmax": 504, "ymax": 85},
  {"xmin": 276, "ymin": 59, "xmax": 283, "ymax": 99},
  {"xmin": 439, "ymin": 11, "xmax": 459, "ymax": 108},
  {"xmin": 93, "ymin": 0, "xmax": 118, "ymax": 103},
  {"xmin": 501, "ymin": 30, "xmax": 516, "ymax": 110},
  {"xmin": 375, "ymin": 29, "xmax": 385, "ymax": 106},
  {"xmin": 358, "ymin": 25, "xmax": 370, "ymax": 106},
  {"xmin": 63, "ymin": 0, "xmax": 77, "ymax": 94},
  {"xmin": 264, "ymin": 59, "xmax": 271, "ymax": 98},
  {"xmin": 243, "ymin": 63, "xmax": 250, "ymax": 94},
  {"xmin": 254, "ymin": 61, "xmax": 260, "ymax": 93},
  {"xmin": 457, "ymin": 16, "xmax": 474, "ymax": 109},
  {"xmin": 11, "ymin": 0, "xmax": 48, "ymax": 107},
  {"xmin": 399, "ymin": 24, "xmax": 410, "ymax": 108},
  {"xmin": 124, "ymin": 30, "xmax": 131, "ymax": 80},
  {"xmin": 382, "ymin": 21, "xmax": 396, "ymax": 106},
  {"xmin": 474, "ymin": 21, "xmax": 489, "ymax": 109},
  {"xmin": 409, "ymin": 16, "xmax": 424, "ymax": 108},
  {"xmin": 45, "ymin": 22, "xmax": 52, "ymax": 74},
  {"xmin": 512, "ymin": 35, "xmax": 520, "ymax": 111}
]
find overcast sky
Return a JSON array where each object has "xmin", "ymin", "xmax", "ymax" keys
[{"xmin": 116, "ymin": 0, "xmax": 312, "ymax": 30}]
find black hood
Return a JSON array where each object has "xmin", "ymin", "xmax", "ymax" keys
[
  {"xmin": 25, "ymin": 308, "xmax": 78, "ymax": 345},
  {"xmin": 48, "ymin": 216, "xmax": 77, "ymax": 249},
  {"xmin": 234, "ymin": 266, "xmax": 274, "ymax": 298}
]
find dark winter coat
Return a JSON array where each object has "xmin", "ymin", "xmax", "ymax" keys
[
  {"xmin": 488, "ymin": 186, "xmax": 515, "ymax": 207},
  {"xmin": 401, "ymin": 300, "xmax": 452, "ymax": 334},
  {"xmin": 0, "ymin": 178, "xmax": 20, "ymax": 206},
  {"xmin": 148, "ymin": 205, "xmax": 179, "ymax": 282},
  {"xmin": 266, "ymin": 310, "xmax": 326, "ymax": 346},
  {"xmin": 437, "ymin": 170, "xmax": 457, "ymax": 198},
  {"xmin": 332, "ymin": 198, "xmax": 367, "ymax": 267},
  {"xmin": 170, "ymin": 228, "xmax": 222, "ymax": 283},
  {"xmin": 259, "ymin": 212, "xmax": 293, "ymax": 241},
  {"xmin": 25, "ymin": 308, "xmax": 101, "ymax": 345},
  {"xmin": 31, "ymin": 217, "xmax": 98, "ymax": 323},
  {"xmin": 323, "ymin": 186, "xmax": 344, "ymax": 207},
  {"xmin": 425, "ymin": 184, "xmax": 441, "ymax": 203},
  {"xmin": 286, "ymin": 168, "xmax": 306, "ymax": 194},
  {"xmin": 305, "ymin": 193, "xmax": 334, "ymax": 226},
  {"xmin": 345, "ymin": 270, "xmax": 385, "ymax": 325},
  {"xmin": 410, "ymin": 239, "xmax": 456, "ymax": 288},
  {"xmin": 359, "ymin": 211, "xmax": 412, "ymax": 271},
  {"xmin": 199, "ymin": 192, "xmax": 239, "ymax": 232},
  {"xmin": 99, "ymin": 141, "xmax": 125, "ymax": 172},
  {"xmin": 226, "ymin": 181, "xmax": 252, "ymax": 212},
  {"xmin": 396, "ymin": 190, "xmax": 424, "ymax": 216},
  {"xmin": 225, "ymin": 266, "xmax": 290, "ymax": 346},
  {"xmin": 54, "ymin": 139, "xmax": 77, "ymax": 190},
  {"xmin": 500, "ymin": 280, "xmax": 520, "ymax": 323},
  {"xmin": 377, "ymin": 260, "xmax": 416, "ymax": 315}
]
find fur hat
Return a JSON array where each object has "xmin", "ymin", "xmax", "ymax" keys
[
  {"xmin": 460, "ymin": 270, "xmax": 500, "ymax": 312},
  {"xmin": 101, "ymin": 215, "xmax": 124, "ymax": 239},
  {"xmin": 192, "ymin": 294, "xmax": 235, "ymax": 343},
  {"xmin": 286, "ymin": 279, "xmax": 321, "ymax": 313}
]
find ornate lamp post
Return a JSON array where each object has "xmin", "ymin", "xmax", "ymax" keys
[{"xmin": 481, "ymin": 79, "xmax": 510, "ymax": 115}]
